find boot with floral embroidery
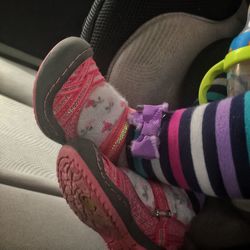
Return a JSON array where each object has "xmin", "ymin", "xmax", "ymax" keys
[{"xmin": 34, "ymin": 37, "xmax": 130, "ymax": 163}]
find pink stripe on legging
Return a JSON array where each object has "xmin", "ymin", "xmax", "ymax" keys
[{"xmin": 168, "ymin": 109, "xmax": 189, "ymax": 190}]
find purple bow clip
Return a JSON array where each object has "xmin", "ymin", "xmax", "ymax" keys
[{"xmin": 128, "ymin": 103, "xmax": 168, "ymax": 159}]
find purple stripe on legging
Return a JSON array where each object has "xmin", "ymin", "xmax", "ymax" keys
[
  {"xmin": 193, "ymin": 192, "xmax": 206, "ymax": 209},
  {"xmin": 215, "ymin": 97, "xmax": 242, "ymax": 197}
]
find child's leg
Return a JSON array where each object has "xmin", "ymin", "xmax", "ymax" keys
[{"xmin": 128, "ymin": 93, "xmax": 250, "ymax": 198}]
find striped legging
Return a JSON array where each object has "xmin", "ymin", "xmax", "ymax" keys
[{"xmin": 127, "ymin": 91, "xmax": 250, "ymax": 198}]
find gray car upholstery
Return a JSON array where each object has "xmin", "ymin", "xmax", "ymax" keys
[
  {"xmin": 0, "ymin": 94, "xmax": 60, "ymax": 196},
  {"xmin": 0, "ymin": 57, "xmax": 35, "ymax": 106},
  {"xmin": 0, "ymin": 184, "xmax": 106, "ymax": 250}
]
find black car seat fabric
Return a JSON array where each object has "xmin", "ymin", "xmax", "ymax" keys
[
  {"xmin": 179, "ymin": 38, "xmax": 232, "ymax": 107},
  {"xmin": 0, "ymin": 0, "xmax": 94, "ymax": 60},
  {"xmin": 81, "ymin": 0, "xmax": 243, "ymax": 75}
]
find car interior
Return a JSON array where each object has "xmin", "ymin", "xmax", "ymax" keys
[{"xmin": 1, "ymin": 0, "xmax": 250, "ymax": 249}]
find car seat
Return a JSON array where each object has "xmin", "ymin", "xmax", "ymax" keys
[{"xmin": 0, "ymin": 0, "xmax": 250, "ymax": 249}]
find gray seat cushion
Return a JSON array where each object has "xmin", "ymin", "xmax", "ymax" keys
[
  {"xmin": 0, "ymin": 184, "xmax": 106, "ymax": 250},
  {"xmin": 0, "ymin": 95, "xmax": 60, "ymax": 196},
  {"xmin": 0, "ymin": 56, "xmax": 35, "ymax": 107}
]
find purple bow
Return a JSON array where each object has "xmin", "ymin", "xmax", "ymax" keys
[{"xmin": 128, "ymin": 103, "xmax": 168, "ymax": 159}]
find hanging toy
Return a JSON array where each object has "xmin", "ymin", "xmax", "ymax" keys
[{"xmin": 199, "ymin": 5, "xmax": 250, "ymax": 104}]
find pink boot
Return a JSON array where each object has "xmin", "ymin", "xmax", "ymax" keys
[
  {"xmin": 57, "ymin": 138, "xmax": 193, "ymax": 250},
  {"xmin": 34, "ymin": 37, "xmax": 130, "ymax": 162}
]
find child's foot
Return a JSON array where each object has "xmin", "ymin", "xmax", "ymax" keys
[
  {"xmin": 57, "ymin": 138, "xmax": 195, "ymax": 250},
  {"xmin": 34, "ymin": 37, "xmax": 130, "ymax": 161}
]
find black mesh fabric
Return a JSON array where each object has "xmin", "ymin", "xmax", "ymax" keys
[
  {"xmin": 179, "ymin": 39, "xmax": 232, "ymax": 107},
  {"xmin": 81, "ymin": 0, "xmax": 105, "ymax": 42},
  {"xmin": 0, "ymin": 0, "xmax": 94, "ymax": 59},
  {"xmin": 81, "ymin": 0, "xmax": 243, "ymax": 75}
]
